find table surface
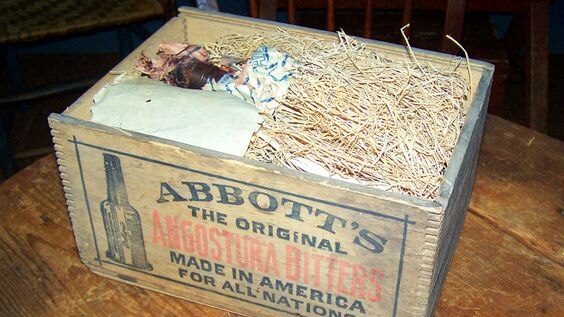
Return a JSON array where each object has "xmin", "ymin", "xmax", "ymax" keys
[{"xmin": 0, "ymin": 115, "xmax": 562, "ymax": 317}]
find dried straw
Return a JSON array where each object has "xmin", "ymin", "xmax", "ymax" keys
[{"xmin": 204, "ymin": 30, "xmax": 470, "ymax": 200}]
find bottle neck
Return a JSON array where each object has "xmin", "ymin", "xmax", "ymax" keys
[{"xmin": 103, "ymin": 153, "xmax": 129, "ymax": 205}]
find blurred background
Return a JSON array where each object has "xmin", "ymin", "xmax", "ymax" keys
[{"xmin": 1, "ymin": 0, "xmax": 562, "ymax": 180}]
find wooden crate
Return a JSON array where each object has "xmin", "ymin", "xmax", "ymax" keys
[{"xmin": 48, "ymin": 7, "xmax": 494, "ymax": 317}]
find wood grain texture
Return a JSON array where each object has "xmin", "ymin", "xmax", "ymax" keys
[
  {"xmin": 469, "ymin": 115, "xmax": 563, "ymax": 266},
  {"xmin": 436, "ymin": 115, "xmax": 564, "ymax": 316},
  {"xmin": 1, "ymin": 115, "xmax": 562, "ymax": 316},
  {"xmin": 436, "ymin": 212, "xmax": 563, "ymax": 317}
]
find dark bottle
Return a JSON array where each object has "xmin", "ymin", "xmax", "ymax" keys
[
  {"xmin": 100, "ymin": 153, "xmax": 152, "ymax": 271},
  {"xmin": 170, "ymin": 55, "xmax": 228, "ymax": 89}
]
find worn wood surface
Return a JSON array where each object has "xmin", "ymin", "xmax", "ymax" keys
[
  {"xmin": 435, "ymin": 115, "xmax": 564, "ymax": 316},
  {"xmin": 0, "ymin": 115, "xmax": 562, "ymax": 316}
]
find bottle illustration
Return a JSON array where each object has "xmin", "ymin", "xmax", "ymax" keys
[{"xmin": 100, "ymin": 153, "xmax": 152, "ymax": 271}]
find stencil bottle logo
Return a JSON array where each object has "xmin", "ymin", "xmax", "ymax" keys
[{"xmin": 100, "ymin": 153, "xmax": 152, "ymax": 270}]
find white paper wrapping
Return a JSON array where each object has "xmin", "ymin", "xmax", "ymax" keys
[{"xmin": 91, "ymin": 77, "xmax": 262, "ymax": 157}]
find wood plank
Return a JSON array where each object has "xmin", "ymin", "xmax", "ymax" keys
[
  {"xmin": 437, "ymin": 114, "xmax": 564, "ymax": 317},
  {"xmin": 426, "ymin": 101, "xmax": 486, "ymax": 316},
  {"xmin": 436, "ymin": 212, "xmax": 564, "ymax": 316},
  {"xmin": 469, "ymin": 115, "xmax": 564, "ymax": 266}
]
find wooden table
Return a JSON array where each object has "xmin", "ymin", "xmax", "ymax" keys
[{"xmin": 1, "ymin": 115, "xmax": 562, "ymax": 316}]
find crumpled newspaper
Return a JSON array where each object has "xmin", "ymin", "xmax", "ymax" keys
[
  {"xmin": 136, "ymin": 43, "xmax": 212, "ymax": 85},
  {"xmin": 205, "ymin": 46, "xmax": 294, "ymax": 115},
  {"xmin": 136, "ymin": 43, "xmax": 294, "ymax": 115}
]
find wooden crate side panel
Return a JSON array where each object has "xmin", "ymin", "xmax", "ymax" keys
[
  {"xmin": 412, "ymin": 70, "xmax": 492, "ymax": 315},
  {"xmin": 411, "ymin": 216, "xmax": 441, "ymax": 316},
  {"xmin": 50, "ymin": 122, "xmax": 99, "ymax": 266},
  {"xmin": 432, "ymin": 65, "xmax": 494, "ymax": 267},
  {"xmin": 433, "ymin": 69, "xmax": 493, "ymax": 275},
  {"xmin": 425, "ymin": 124, "xmax": 481, "ymax": 316},
  {"xmin": 425, "ymin": 73, "xmax": 492, "ymax": 317},
  {"xmin": 48, "ymin": 114, "xmax": 432, "ymax": 317}
]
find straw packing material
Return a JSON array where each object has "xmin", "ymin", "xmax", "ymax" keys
[{"xmin": 204, "ymin": 31, "xmax": 470, "ymax": 200}]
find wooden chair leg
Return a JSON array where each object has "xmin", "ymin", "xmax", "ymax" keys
[
  {"xmin": 258, "ymin": 0, "xmax": 276, "ymax": 20},
  {"xmin": 525, "ymin": 0, "xmax": 549, "ymax": 132},
  {"xmin": 402, "ymin": 0, "xmax": 413, "ymax": 39},
  {"xmin": 442, "ymin": 0, "xmax": 467, "ymax": 53},
  {"xmin": 326, "ymin": 0, "xmax": 335, "ymax": 31},
  {"xmin": 248, "ymin": 0, "xmax": 258, "ymax": 18},
  {"xmin": 364, "ymin": 0, "xmax": 373, "ymax": 38},
  {"xmin": 161, "ymin": 0, "xmax": 177, "ymax": 20},
  {"xmin": 288, "ymin": 0, "xmax": 296, "ymax": 24}
]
